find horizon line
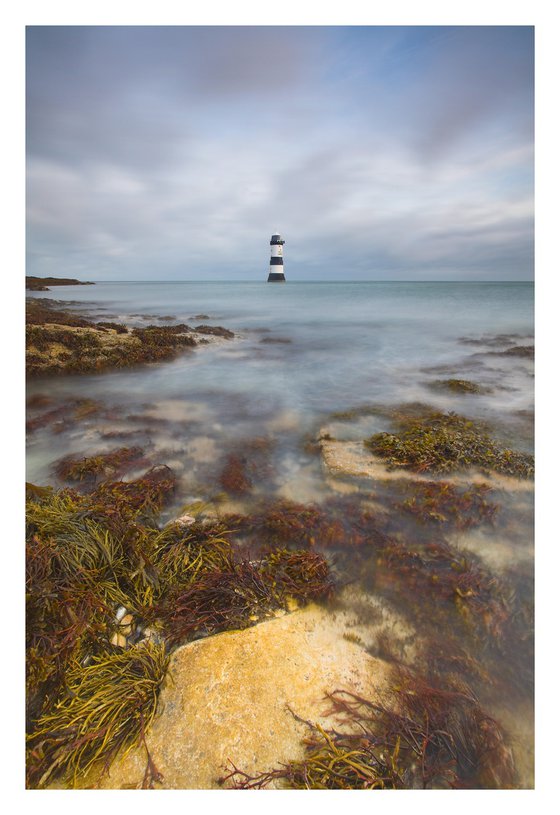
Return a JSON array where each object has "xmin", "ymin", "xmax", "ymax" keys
[{"xmin": 64, "ymin": 278, "xmax": 535, "ymax": 284}]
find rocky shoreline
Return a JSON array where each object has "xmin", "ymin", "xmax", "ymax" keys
[
  {"xmin": 26, "ymin": 298, "xmax": 235, "ymax": 377},
  {"xmin": 25, "ymin": 306, "xmax": 535, "ymax": 790},
  {"xmin": 26, "ymin": 275, "xmax": 96, "ymax": 291}
]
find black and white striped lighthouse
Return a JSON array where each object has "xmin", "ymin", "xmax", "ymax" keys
[{"xmin": 267, "ymin": 232, "xmax": 286, "ymax": 282}]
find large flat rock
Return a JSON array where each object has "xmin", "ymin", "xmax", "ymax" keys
[{"xmin": 96, "ymin": 603, "xmax": 394, "ymax": 789}]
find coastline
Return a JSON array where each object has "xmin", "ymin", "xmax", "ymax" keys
[
  {"xmin": 26, "ymin": 297, "xmax": 236, "ymax": 377},
  {"xmin": 25, "ymin": 283, "xmax": 535, "ymax": 790}
]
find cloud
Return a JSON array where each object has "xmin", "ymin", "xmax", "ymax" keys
[{"xmin": 26, "ymin": 26, "xmax": 534, "ymax": 281}]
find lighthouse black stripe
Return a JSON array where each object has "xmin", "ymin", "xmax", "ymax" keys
[
  {"xmin": 270, "ymin": 257, "xmax": 283, "ymax": 265},
  {"xmin": 267, "ymin": 272, "xmax": 286, "ymax": 282}
]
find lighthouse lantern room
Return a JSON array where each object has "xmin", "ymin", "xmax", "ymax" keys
[{"xmin": 267, "ymin": 233, "xmax": 286, "ymax": 282}]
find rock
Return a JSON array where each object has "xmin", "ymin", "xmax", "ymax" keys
[
  {"xmin": 171, "ymin": 514, "xmax": 196, "ymax": 527},
  {"xmin": 95, "ymin": 604, "xmax": 393, "ymax": 789},
  {"xmin": 194, "ymin": 324, "xmax": 234, "ymax": 339},
  {"xmin": 319, "ymin": 436, "xmax": 534, "ymax": 492}
]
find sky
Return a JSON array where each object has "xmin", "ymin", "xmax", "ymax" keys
[{"xmin": 26, "ymin": 25, "xmax": 534, "ymax": 281}]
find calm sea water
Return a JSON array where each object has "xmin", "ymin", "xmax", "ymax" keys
[
  {"xmin": 27, "ymin": 280, "xmax": 534, "ymax": 430},
  {"xmin": 26, "ymin": 280, "xmax": 535, "ymax": 785},
  {"xmin": 27, "ymin": 279, "xmax": 535, "ymax": 507}
]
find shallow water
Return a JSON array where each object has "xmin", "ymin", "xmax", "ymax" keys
[
  {"xmin": 26, "ymin": 280, "xmax": 534, "ymax": 786},
  {"xmin": 27, "ymin": 280, "xmax": 534, "ymax": 468}
]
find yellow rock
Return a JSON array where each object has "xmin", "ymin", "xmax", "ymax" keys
[{"xmin": 96, "ymin": 604, "xmax": 394, "ymax": 789}]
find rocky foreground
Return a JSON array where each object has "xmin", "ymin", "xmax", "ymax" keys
[
  {"xmin": 92, "ymin": 605, "xmax": 394, "ymax": 789},
  {"xmin": 25, "ymin": 317, "xmax": 534, "ymax": 790}
]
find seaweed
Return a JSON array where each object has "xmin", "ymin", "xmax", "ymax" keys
[
  {"xmin": 219, "ymin": 453, "xmax": 252, "ymax": 494},
  {"xmin": 142, "ymin": 323, "xmax": 192, "ymax": 333},
  {"xmin": 26, "ymin": 305, "xmax": 202, "ymax": 377},
  {"xmin": 27, "ymin": 399, "xmax": 105, "ymax": 435},
  {"xmin": 492, "ymin": 346, "xmax": 534, "ymax": 359},
  {"xmin": 158, "ymin": 549, "xmax": 334, "ymax": 647},
  {"xmin": 96, "ymin": 321, "xmax": 129, "ymax": 334},
  {"xmin": 260, "ymin": 549, "xmax": 335, "ymax": 603},
  {"xmin": 131, "ymin": 326, "xmax": 196, "ymax": 349},
  {"xmin": 221, "ymin": 670, "xmax": 515, "ymax": 789},
  {"xmin": 146, "ymin": 521, "xmax": 234, "ymax": 603},
  {"xmin": 54, "ymin": 446, "xmax": 146, "ymax": 484},
  {"xmin": 226, "ymin": 499, "xmax": 332, "ymax": 548},
  {"xmin": 218, "ymin": 438, "xmax": 275, "ymax": 496},
  {"xmin": 427, "ymin": 379, "xmax": 490, "ymax": 395},
  {"xmin": 26, "ymin": 643, "xmax": 169, "ymax": 789},
  {"xmin": 26, "ymin": 299, "xmax": 95, "ymax": 328},
  {"xmin": 194, "ymin": 324, "xmax": 234, "ymax": 338},
  {"xmin": 87, "ymin": 465, "xmax": 177, "ymax": 526},
  {"xmin": 365, "ymin": 408, "xmax": 534, "ymax": 477},
  {"xmin": 329, "ymin": 405, "xmax": 380, "ymax": 421},
  {"xmin": 26, "ymin": 468, "xmax": 336, "ymax": 787},
  {"xmin": 393, "ymin": 480, "xmax": 498, "ymax": 528},
  {"xmin": 375, "ymin": 536, "xmax": 511, "ymax": 644},
  {"xmin": 227, "ymin": 496, "xmax": 387, "ymax": 554}
]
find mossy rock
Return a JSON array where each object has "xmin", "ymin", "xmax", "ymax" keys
[
  {"xmin": 428, "ymin": 379, "xmax": 490, "ymax": 395},
  {"xmin": 365, "ymin": 408, "xmax": 533, "ymax": 478}
]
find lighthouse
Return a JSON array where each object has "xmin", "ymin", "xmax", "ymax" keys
[{"xmin": 267, "ymin": 232, "xmax": 286, "ymax": 282}]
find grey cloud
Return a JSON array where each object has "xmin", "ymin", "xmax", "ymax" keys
[
  {"xmin": 26, "ymin": 26, "xmax": 534, "ymax": 282},
  {"xmin": 406, "ymin": 27, "xmax": 534, "ymax": 160}
]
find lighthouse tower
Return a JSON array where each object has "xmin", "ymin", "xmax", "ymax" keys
[{"xmin": 267, "ymin": 232, "xmax": 286, "ymax": 282}]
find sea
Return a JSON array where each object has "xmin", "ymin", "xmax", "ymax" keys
[
  {"xmin": 25, "ymin": 280, "xmax": 535, "ymax": 786},
  {"xmin": 26, "ymin": 279, "xmax": 534, "ymax": 470}
]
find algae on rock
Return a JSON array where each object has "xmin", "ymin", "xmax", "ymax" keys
[{"xmin": 365, "ymin": 408, "xmax": 534, "ymax": 478}]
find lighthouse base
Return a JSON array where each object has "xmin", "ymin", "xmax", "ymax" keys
[{"xmin": 267, "ymin": 272, "xmax": 286, "ymax": 282}]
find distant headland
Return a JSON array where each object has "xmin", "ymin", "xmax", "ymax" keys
[{"xmin": 26, "ymin": 276, "xmax": 95, "ymax": 291}]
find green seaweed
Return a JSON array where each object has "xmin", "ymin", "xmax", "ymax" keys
[
  {"xmin": 365, "ymin": 408, "xmax": 534, "ymax": 477},
  {"xmin": 27, "ymin": 643, "xmax": 169, "ymax": 789}
]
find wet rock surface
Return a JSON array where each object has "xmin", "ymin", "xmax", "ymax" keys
[{"xmin": 94, "ymin": 605, "xmax": 393, "ymax": 790}]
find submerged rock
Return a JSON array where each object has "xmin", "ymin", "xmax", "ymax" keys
[{"xmin": 95, "ymin": 604, "xmax": 393, "ymax": 789}]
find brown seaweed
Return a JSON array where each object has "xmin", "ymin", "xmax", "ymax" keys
[
  {"xmin": 221, "ymin": 670, "xmax": 516, "ymax": 789},
  {"xmin": 393, "ymin": 480, "xmax": 498, "ymax": 528},
  {"xmin": 26, "ymin": 468, "xmax": 336, "ymax": 788},
  {"xmin": 54, "ymin": 446, "xmax": 146, "ymax": 484}
]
